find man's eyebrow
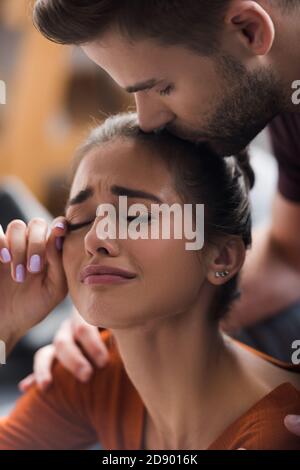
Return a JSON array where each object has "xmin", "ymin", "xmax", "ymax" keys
[
  {"xmin": 65, "ymin": 187, "xmax": 94, "ymax": 211},
  {"xmin": 111, "ymin": 185, "xmax": 162, "ymax": 204},
  {"xmin": 125, "ymin": 78, "xmax": 162, "ymax": 94}
]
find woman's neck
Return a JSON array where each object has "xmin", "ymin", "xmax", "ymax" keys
[{"xmin": 111, "ymin": 303, "xmax": 261, "ymax": 449}]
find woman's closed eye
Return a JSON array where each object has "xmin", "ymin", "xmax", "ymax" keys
[
  {"xmin": 126, "ymin": 213, "xmax": 153, "ymax": 223},
  {"xmin": 67, "ymin": 213, "xmax": 153, "ymax": 232},
  {"xmin": 67, "ymin": 219, "xmax": 95, "ymax": 232}
]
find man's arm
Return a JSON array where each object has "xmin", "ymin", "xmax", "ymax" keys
[{"xmin": 223, "ymin": 191, "xmax": 300, "ymax": 332}]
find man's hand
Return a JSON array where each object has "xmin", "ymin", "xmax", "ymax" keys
[
  {"xmin": 19, "ymin": 308, "xmax": 109, "ymax": 392},
  {"xmin": 0, "ymin": 218, "xmax": 68, "ymax": 354},
  {"xmin": 285, "ymin": 415, "xmax": 300, "ymax": 437},
  {"xmin": 222, "ymin": 193, "xmax": 300, "ymax": 333}
]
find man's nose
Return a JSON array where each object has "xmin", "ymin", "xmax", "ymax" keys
[{"xmin": 135, "ymin": 93, "xmax": 175, "ymax": 133}]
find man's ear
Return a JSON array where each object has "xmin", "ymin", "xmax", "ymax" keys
[
  {"xmin": 206, "ymin": 237, "xmax": 246, "ymax": 286},
  {"xmin": 224, "ymin": 0, "xmax": 275, "ymax": 56}
]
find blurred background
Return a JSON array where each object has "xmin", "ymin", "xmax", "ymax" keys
[
  {"xmin": 0, "ymin": 0, "xmax": 279, "ymax": 416},
  {"xmin": 0, "ymin": 0, "xmax": 134, "ymax": 413}
]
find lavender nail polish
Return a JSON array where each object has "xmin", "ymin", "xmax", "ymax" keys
[
  {"xmin": 55, "ymin": 222, "xmax": 65, "ymax": 230},
  {"xmin": 29, "ymin": 254, "xmax": 41, "ymax": 273},
  {"xmin": 16, "ymin": 264, "xmax": 25, "ymax": 283},
  {"xmin": 1, "ymin": 248, "xmax": 11, "ymax": 263}
]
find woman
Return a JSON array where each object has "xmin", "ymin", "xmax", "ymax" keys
[{"xmin": 0, "ymin": 113, "xmax": 300, "ymax": 450}]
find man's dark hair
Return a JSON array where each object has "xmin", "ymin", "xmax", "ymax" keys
[
  {"xmin": 274, "ymin": 0, "xmax": 299, "ymax": 10},
  {"xmin": 33, "ymin": 0, "xmax": 300, "ymax": 55},
  {"xmin": 33, "ymin": 0, "xmax": 232, "ymax": 55}
]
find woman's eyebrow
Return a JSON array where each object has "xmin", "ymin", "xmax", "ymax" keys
[
  {"xmin": 64, "ymin": 184, "xmax": 163, "ymax": 214},
  {"xmin": 65, "ymin": 187, "xmax": 94, "ymax": 210},
  {"xmin": 111, "ymin": 185, "xmax": 162, "ymax": 203}
]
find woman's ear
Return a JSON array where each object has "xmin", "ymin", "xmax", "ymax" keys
[
  {"xmin": 206, "ymin": 237, "xmax": 246, "ymax": 286},
  {"xmin": 224, "ymin": 0, "xmax": 275, "ymax": 56}
]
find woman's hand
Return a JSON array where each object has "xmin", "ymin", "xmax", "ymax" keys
[
  {"xmin": 0, "ymin": 217, "xmax": 68, "ymax": 353},
  {"xmin": 18, "ymin": 308, "xmax": 109, "ymax": 392}
]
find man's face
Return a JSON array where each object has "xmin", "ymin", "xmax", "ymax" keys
[{"xmin": 82, "ymin": 31, "xmax": 283, "ymax": 155}]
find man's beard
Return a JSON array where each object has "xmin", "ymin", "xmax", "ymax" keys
[{"xmin": 168, "ymin": 55, "xmax": 286, "ymax": 156}]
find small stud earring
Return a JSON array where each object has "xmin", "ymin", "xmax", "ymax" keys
[{"xmin": 215, "ymin": 270, "xmax": 229, "ymax": 278}]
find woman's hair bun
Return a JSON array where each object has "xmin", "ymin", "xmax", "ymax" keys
[{"xmin": 234, "ymin": 149, "xmax": 255, "ymax": 191}]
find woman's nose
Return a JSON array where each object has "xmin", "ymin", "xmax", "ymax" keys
[
  {"xmin": 84, "ymin": 220, "xmax": 120, "ymax": 258},
  {"xmin": 135, "ymin": 93, "xmax": 175, "ymax": 133}
]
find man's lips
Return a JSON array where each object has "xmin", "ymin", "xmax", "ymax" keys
[{"xmin": 79, "ymin": 264, "xmax": 137, "ymax": 285}]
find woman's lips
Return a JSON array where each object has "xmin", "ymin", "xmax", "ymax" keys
[{"xmin": 79, "ymin": 264, "xmax": 137, "ymax": 286}]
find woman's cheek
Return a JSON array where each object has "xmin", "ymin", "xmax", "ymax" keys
[{"xmin": 62, "ymin": 237, "xmax": 80, "ymax": 284}]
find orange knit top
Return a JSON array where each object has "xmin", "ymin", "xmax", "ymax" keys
[{"xmin": 1, "ymin": 330, "xmax": 300, "ymax": 450}]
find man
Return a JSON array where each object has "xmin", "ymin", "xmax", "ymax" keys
[{"xmin": 3, "ymin": 0, "xmax": 300, "ymax": 437}]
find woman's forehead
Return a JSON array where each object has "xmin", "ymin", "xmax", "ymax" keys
[{"xmin": 70, "ymin": 140, "xmax": 176, "ymax": 199}]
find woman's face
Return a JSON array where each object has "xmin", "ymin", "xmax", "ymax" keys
[{"xmin": 63, "ymin": 137, "xmax": 210, "ymax": 329}]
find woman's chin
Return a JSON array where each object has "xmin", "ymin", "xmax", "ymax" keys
[
  {"xmin": 78, "ymin": 308, "xmax": 149, "ymax": 330},
  {"xmin": 77, "ymin": 308, "xmax": 126, "ymax": 329}
]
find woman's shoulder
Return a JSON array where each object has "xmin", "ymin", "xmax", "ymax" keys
[
  {"xmin": 209, "ymin": 382, "xmax": 300, "ymax": 450},
  {"xmin": 230, "ymin": 336, "xmax": 300, "ymax": 391}
]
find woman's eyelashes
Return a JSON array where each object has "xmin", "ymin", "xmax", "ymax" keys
[
  {"xmin": 67, "ymin": 213, "xmax": 153, "ymax": 232},
  {"xmin": 125, "ymin": 212, "xmax": 153, "ymax": 223},
  {"xmin": 66, "ymin": 219, "xmax": 95, "ymax": 232}
]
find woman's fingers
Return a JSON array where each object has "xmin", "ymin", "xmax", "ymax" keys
[
  {"xmin": 45, "ymin": 217, "xmax": 68, "ymax": 291},
  {"xmin": 51, "ymin": 216, "xmax": 67, "ymax": 252},
  {"xmin": 26, "ymin": 218, "xmax": 48, "ymax": 274},
  {"xmin": 0, "ymin": 224, "xmax": 12, "ymax": 264},
  {"xmin": 6, "ymin": 220, "xmax": 28, "ymax": 283},
  {"xmin": 1, "ymin": 217, "xmax": 67, "ymax": 283}
]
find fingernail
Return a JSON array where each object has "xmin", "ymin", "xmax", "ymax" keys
[
  {"xmin": 29, "ymin": 254, "xmax": 41, "ymax": 273},
  {"xmin": 55, "ymin": 222, "xmax": 65, "ymax": 230},
  {"xmin": 286, "ymin": 415, "xmax": 300, "ymax": 425},
  {"xmin": 56, "ymin": 237, "xmax": 64, "ymax": 251},
  {"xmin": 16, "ymin": 264, "xmax": 25, "ymax": 283},
  {"xmin": 1, "ymin": 248, "xmax": 11, "ymax": 263},
  {"xmin": 79, "ymin": 367, "xmax": 92, "ymax": 382}
]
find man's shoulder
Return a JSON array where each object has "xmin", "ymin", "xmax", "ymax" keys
[{"xmin": 269, "ymin": 112, "xmax": 300, "ymax": 145}]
